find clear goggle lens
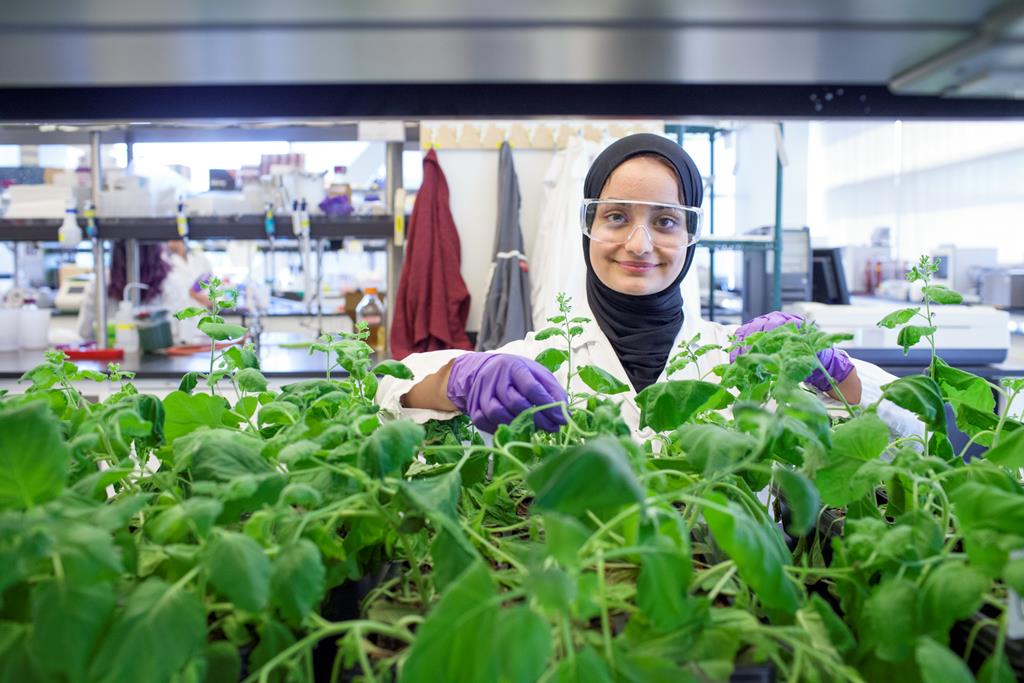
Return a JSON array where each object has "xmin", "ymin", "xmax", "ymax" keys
[{"xmin": 581, "ymin": 199, "xmax": 702, "ymax": 248}]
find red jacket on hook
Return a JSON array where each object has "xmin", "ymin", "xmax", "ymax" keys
[{"xmin": 390, "ymin": 149, "xmax": 473, "ymax": 360}]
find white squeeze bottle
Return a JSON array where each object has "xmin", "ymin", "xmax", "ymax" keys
[{"xmin": 114, "ymin": 300, "xmax": 139, "ymax": 353}]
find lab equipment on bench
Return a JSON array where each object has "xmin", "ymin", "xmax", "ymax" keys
[
  {"xmin": 982, "ymin": 269, "xmax": 1024, "ymax": 309},
  {"xmin": 931, "ymin": 244, "xmax": 998, "ymax": 302},
  {"xmin": 788, "ymin": 301, "xmax": 1010, "ymax": 365},
  {"xmin": 742, "ymin": 226, "xmax": 811, "ymax": 321},
  {"xmin": 811, "ymin": 248, "xmax": 851, "ymax": 306},
  {"xmin": 55, "ymin": 274, "xmax": 92, "ymax": 312}
]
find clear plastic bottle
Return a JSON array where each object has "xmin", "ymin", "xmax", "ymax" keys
[
  {"xmin": 354, "ymin": 288, "xmax": 385, "ymax": 353},
  {"xmin": 114, "ymin": 300, "xmax": 140, "ymax": 353}
]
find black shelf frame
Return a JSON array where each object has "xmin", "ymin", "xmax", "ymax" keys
[{"xmin": 0, "ymin": 215, "xmax": 394, "ymax": 242}]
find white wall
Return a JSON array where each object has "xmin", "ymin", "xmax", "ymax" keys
[
  {"xmin": 733, "ymin": 122, "xmax": 809, "ymax": 233},
  {"xmin": 431, "ymin": 148, "xmax": 557, "ymax": 332}
]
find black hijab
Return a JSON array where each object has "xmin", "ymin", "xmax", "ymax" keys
[{"xmin": 582, "ymin": 134, "xmax": 703, "ymax": 393}]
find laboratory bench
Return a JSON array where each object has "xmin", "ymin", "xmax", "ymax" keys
[{"xmin": 0, "ymin": 330, "xmax": 383, "ymax": 399}]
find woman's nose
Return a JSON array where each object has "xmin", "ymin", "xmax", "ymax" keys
[{"xmin": 624, "ymin": 224, "xmax": 654, "ymax": 254}]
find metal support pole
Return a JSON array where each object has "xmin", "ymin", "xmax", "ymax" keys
[
  {"xmin": 126, "ymin": 239, "xmax": 140, "ymax": 306},
  {"xmin": 707, "ymin": 130, "xmax": 717, "ymax": 321},
  {"xmin": 316, "ymin": 238, "xmax": 324, "ymax": 337},
  {"xmin": 772, "ymin": 122, "xmax": 784, "ymax": 312},
  {"xmin": 125, "ymin": 130, "xmax": 134, "ymax": 166},
  {"xmin": 90, "ymin": 131, "xmax": 107, "ymax": 348},
  {"xmin": 384, "ymin": 141, "xmax": 404, "ymax": 359}
]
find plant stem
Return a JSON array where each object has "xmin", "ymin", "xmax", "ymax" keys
[
  {"xmin": 244, "ymin": 620, "xmax": 412, "ymax": 683},
  {"xmin": 398, "ymin": 533, "xmax": 430, "ymax": 604},
  {"xmin": 597, "ymin": 552, "xmax": 614, "ymax": 665}
]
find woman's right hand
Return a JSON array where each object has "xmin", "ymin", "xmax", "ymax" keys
[{"xmin": 446, "ymin": 353, "xmax": 569, "ymax": 433}]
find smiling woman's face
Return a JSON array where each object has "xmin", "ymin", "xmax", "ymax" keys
[{"xmin": 588, "ymin": 156, "xmax": 688, "ymax": 296}]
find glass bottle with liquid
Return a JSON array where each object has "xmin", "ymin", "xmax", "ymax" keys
[{"xmin": 354, "ymin": 288, "xmax": 386, "ymax": 354}]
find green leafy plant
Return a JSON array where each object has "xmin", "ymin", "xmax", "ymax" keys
[{"xmin": 1, "ymin": 258, "xmax": 1022, "ymax": 683}]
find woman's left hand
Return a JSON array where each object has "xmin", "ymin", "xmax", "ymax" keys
[{"xmin": 733, "ymin": 312, "xmax": 860, "ymax": 403}]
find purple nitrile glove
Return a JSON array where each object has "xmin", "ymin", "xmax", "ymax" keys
[
  {"xmin": 730, "ymin": 311, "xmax": 854, "ymax": 393},
  {"xmin": 446, "ymin": 353, "xmax": 569, "ymax": 434}
]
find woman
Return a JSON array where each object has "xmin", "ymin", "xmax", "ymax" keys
[
  {"xmin": 377, "ymin": 134, "xmax": 914, "ymax": 437},
  {"xmin": 78, "ymin": 239, "xmax": 213, "ymax": 345}
]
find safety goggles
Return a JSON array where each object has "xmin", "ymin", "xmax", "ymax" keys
[{"xmin": 580, "ymin": 199, "xmax": 703, "ymax": 248}]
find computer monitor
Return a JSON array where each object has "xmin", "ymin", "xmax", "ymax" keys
[{"xmin": 812, "ymin": 248, "xmax": 851, "ymax": 305}]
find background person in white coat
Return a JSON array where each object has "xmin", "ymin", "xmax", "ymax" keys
[{"xmin": 378, "ymin": 134, "xmax": 915, "ymax": 439}]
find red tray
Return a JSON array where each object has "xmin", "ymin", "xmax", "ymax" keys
[{"xmin": 63, "ymin": 348, "xmax": 125, "ymax": 361}]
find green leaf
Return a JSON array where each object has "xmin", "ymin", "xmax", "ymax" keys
[
  {"xmin": 401, "ymin": 562, "xmax": 499, "ymax": 683},
  {"xmin": 249, "ymin": 620, "xmax": 295, "ymax": 679},
  {"xmin": 775, "ymin": 466, "xmax": 820, "ymax": 536},
  {"xmin": 401, "ymin": 471, "xmax": 461, "ymax": 523},
  {"xmin": 806, "ymin": 593, "xmax": 855, "ymax": 655},
  {"xmin": 876, "ymin": 307, "xmax": 920, "ymax": 329},
  {"xmin": 258, "ymin": 401, "xmax": 299, "ymax": 426},
  {"xmin": 223, "ymin": 345, "xmax": 260, "ymax": 370},
  {"xmin": 578, "ymin": 365, "xmax": 630, "ymax": 395},
  {"xmin": 952, "ymin": 483, "xmax": 1024, "ymax": 534},
  {"xmin": 636, "ymin": 511, "xmax": 694, "ymax": 632},
  {"xmin": 162, "ymin": 391, "xmax": 228, "ymax": 443},
  {"xmin": 430, "ymin": 526, "xmax": 478, "ymax": 594},
  {"xmin": 148, "ymin": 497, "xmax": 223, "ymax": 543},
  {"xmin": 270, "ymin": 539, "xmax": 326, "ymax": 625},
  {"xmin": 674, "ymin": 424, "xmax": 757, "ymax": 476},
  {"xmin": 173, "ymin": 429, "xmax": 273, "ymax": 482},
  {"xmin": 89, "ymin": 578, "xmax": 206, "ymax": 683},
  {"xmin": 916, "ymin": 637, "xmax": 973, "ymax": 683},
  {"xmin": 526, "ymin": 565, "xmax": 576, "ymax": 613},
  {"xmin": 543, "ymin": 512, "xmax": 591, "ymax": 568},
  {"xmin": 178, "ymin": 372, "xmax": 199, "ymax": 394},
  {"xmin": 881, "ymin": 375, "xmax": 946, "ymax": 430},
  {"xmin": 985, "ymin": 428, "xmax": 1024, "ymax": 468},
  {"xmin": 0, "ymin": 401, "xmax": 69, "ymax": 509},
  {"xmin": 527, "ymin": 437, "xmax": 644, "ymax": 519},
  {"xmin": 280, "ymin": 483, "xmax": 321, "ymax": 507},
  {"xmin": 237, "ymin": 368, "xmax": 268, "ymax": 393},
  {"xmin": 174, "ymin": 306, "xmax": 208, "ymax": 320},
  {"xmin": 1005, "ymin": 557, "xmax": 1024, "ymax": 594},
  {"xmin": 897, "ymin": 325, "xmax": 936, "ymax": 354},
  {"xmin": 359, "ymin": 420, "xmax": 424, "ymax": 479},
  {"xmin": 814, "ymin": 414, "xmax": 890, "ymax": 507},
  {"xmin": 863, "ymin": 578, "xmax": 918, "ymax": 662},
  {"xmin": 703, "ymin": 492, "xmax": 801, "ymax": 614},
  {"xmin": 30, "ymin": 580, "xmax": 116, "ymax": 680},
  {"xmin": 636, "ymin": 380, "xmax": 733, "ymax": 431},
  {"xmin": 203, "ymin": 641, "xmax": 242, "ymax": 683},
  {"xmin": 495, "ymin": 605, "xmax": 552, "ymax": 683},
  {"xmin": 918, "ymin": 562, "xmax": 988, "ymax": 639},
  {"xmin": 54, "ymin": 523, "xmax": 124, "ymax": 583},
  {"xmin": 554, "ymin": 645, "xmax": 615, "ymax": 683},
  {"xmin": 978, "ymin": 651, "xmax": 1017, "ymax": 683},
  {"xmin": 198, "ymin": 322, "xmax": 248, "ymax": 340},
  {"xmin": 535, "ymin": 348, "xmax": 569, "ymax": 373},
  {"xmin": 202, "ymin": 529, "xmax": 272, "ymax": 613},
  {"xmin": 372, "ymin": 359, "xmax": 414, "ymax": 379},
  {"xmin": 922, "ymin": 285, "xmax": 964, "ymax": 305},
  {"xmin": 533, "ymin": 326, "xmax": 563, "ymax": 341}
]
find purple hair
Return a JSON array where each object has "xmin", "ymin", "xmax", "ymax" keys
[{"xmin": 107, "ymin": 242, "xmax": 171, "ymax": 303}]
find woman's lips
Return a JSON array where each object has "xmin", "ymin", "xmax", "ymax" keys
[{"xmin": 615, "ymin": 260, "xmax": 660, "ymax": 273}]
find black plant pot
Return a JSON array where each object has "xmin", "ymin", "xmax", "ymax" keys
[{"xmin": 312, "ymin": 562, "xmax": 402, "ymax": 681}]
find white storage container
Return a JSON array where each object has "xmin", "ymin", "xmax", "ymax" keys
[
  {"xmin": 18, "ymin": 307, "xmax": 52, "ymax": 349},
  {"xmin": 0, "ymin": 309, "xmax": 18, "ymax": 351}
]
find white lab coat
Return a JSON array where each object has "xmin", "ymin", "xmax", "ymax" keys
[
  {"xmin": 162, "ymin": 251, "xmax": 214, "ymax": 344},
  {"xmin": 377, "ymin": 300, "xmax": 922, "ymax": 441},
  {"xmin": 529, "ymin": 137, "xmax": 601, "ymax": 328}
]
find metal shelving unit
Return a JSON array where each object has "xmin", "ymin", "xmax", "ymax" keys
[
  {"xmin": 668, "ymin": 123, "xmax": 785, "ymax": 321},
  {"xmin": 0, "ymin": 120, "xmax": 413, "ymax": 348}
]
